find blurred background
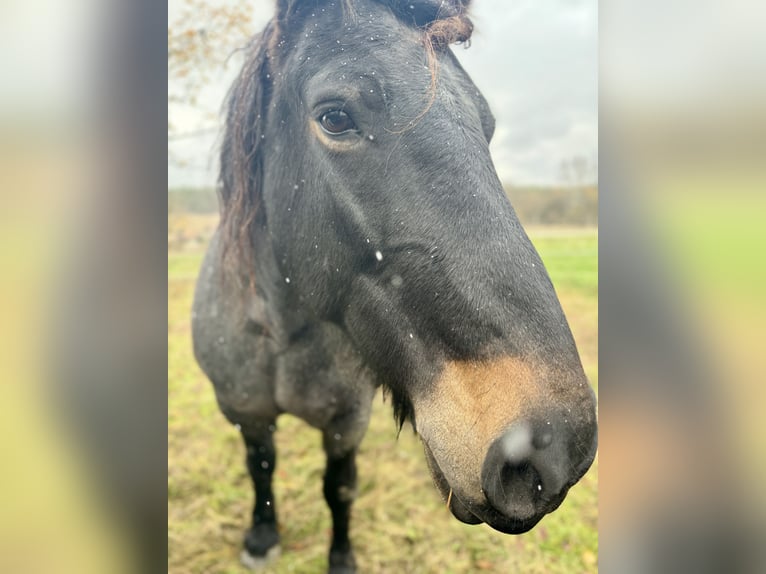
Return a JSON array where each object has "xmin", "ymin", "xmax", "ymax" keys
[
  {"xmin": 0, "ymin": 0, "xmax": 763, "ymax": 572},
  {"xmin": 600, "ymin": 1, "xmax": 766, "ymax": 571}
]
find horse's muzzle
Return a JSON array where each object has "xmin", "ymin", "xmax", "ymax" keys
[
  {"xmin": 478, "ymin": 418, "xmax": 598, "ymax": 533},
  {"xmin": 425, "ymin": 414, "xmax": 597, "ymax": 534},
  {"xmin": 417, "ymin": 356, "xmax": 598, "ymax": 533}
]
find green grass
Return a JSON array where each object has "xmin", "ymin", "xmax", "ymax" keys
[
  {"xmin": 168, "ymin": 252, "xmax": 208, "ymax": 280},
  {"xmin": 169, "ymin": 227, "xmax": 598, "ymax": 573},
  {"xmin": 532, "ymin": 232, "xmax": 598, "ymax": 387},
  {"xmin": 533, "ymin": 235, "xmax": 598, "ymax": 299}
]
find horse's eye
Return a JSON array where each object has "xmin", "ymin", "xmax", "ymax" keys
[{"xmin": 318, "ymin": 110, "xmax": 357, "ymax": 135}]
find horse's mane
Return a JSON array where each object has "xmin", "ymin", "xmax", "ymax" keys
[{"xmin": 218, "ymin": 20, "xmax": 275, "ymax": 285}]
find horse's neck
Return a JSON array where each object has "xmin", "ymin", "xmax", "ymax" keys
[{"xmin": 247, "ymin": 225, "xmax": 308, "ymax": 344}]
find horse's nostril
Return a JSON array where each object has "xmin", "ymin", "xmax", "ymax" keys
[
  {"xmin": 503, "ymin": 460, "xmax": 542, "ymax": 498},
  {"xmin": 482, "ymin": 420, "xmax": 574, "ymax": 521},
  {"xmin": 483, "ymin": 458, "xmax": 541, "ymax": 521},
  {"xmin": 533, "ymin": 430, "xmax": 553, "ymax": 449}
]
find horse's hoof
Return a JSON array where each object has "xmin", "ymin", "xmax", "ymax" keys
[
  {"xmin": 242, "ymin": 524, "xmax": 280, "ymax": 570},
  {"xmin": 240, "ymin": 545, "xmax": 281, "ymax": 570},
  {"xmin": 329, "ymin": 550, "xmax": 356, "ymax": 574}
]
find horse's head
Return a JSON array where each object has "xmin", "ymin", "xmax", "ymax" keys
[{"xmin": 221, "ymin": 0, "xmax": 597, "ymax": 534}]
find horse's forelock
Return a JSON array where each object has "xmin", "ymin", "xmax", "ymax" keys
[
  {"xmin": 371, "ymin": 1, "xmax": 474, "ymax": 46},
  {"xmin": 423, "ymin": 14, "xmax": 473, "ymax": 47},
  {"xmin": 286, "ymin": 0, "xmax": 473, "ymax": 45},
  {"xmin": 381, "ymin": 0, "xmax": 472, "ymax": 29}
]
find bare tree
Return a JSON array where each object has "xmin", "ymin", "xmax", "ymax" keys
[
  {"xmin": 168, "ymin": 0, "xmax": 254, "ymax": 138},
  {"xmin": 571, "ymin": 155, "xmax": 589, "ymax": 186}
]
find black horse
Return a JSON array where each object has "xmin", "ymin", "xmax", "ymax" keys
[{"xmin": 192, "ymin": 0, "xmax": 597, "ymax": 572}]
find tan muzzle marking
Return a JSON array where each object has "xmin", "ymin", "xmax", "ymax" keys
[{"xmin": 414, "ymin": 357, "xmax": 551, "ymax": 502}]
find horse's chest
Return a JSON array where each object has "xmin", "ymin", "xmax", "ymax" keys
[{"xmin": 273, "ymin": 322, "xmax": 375, "ymax": 428}]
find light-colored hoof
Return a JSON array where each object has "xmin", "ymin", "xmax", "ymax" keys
[{"xmin": 240, "ymin": 545, "xmax": 281, "ymax": 570}]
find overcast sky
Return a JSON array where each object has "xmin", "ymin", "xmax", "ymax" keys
[{"xmin": 168, "ymin": 0, "xmax": 597, "ymax": 188}]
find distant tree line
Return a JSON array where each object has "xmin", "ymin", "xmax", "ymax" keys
[
  {"xmin": 168, "ymin": 187, "xmax": 219, "ymax": 214},
  {"xmin": 168, "ymin": 185, "xmax": 598, "ymax": 226},
  {"xmin": 504, "ymin": 185, "xmax": 598, "ymax": 226}
]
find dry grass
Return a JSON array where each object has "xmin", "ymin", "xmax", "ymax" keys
[
  {"xmin": 168, "ymin": 213, "xmax": 219, "ymax": 252},
  {"xmin": 168, "ymin": 218, "xmax": 598, "ymax": 573}
]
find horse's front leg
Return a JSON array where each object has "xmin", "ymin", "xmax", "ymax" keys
[
  {"xmin": 322, "ymin": 431, "xmax": 360, "ymax": 574},
  {"xmin": 239, "ymin": 419, "xmax": 281, "ymax": 569}
]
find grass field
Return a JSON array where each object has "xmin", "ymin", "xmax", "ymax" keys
[{"xmin": 168, "ymin": 222, "xmax": 598, "ymax": 573}]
